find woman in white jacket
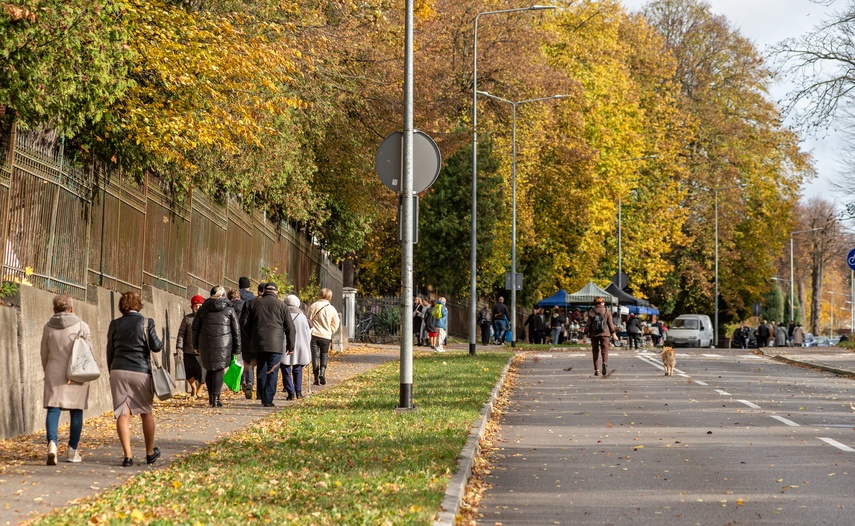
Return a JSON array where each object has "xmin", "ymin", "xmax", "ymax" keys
[
  {"xmin": 305, "ymin": 288, "xmax": 340, "ymax": 385},
  {"xmin": 281, "ymin": 295, "xmax": 311, "ymax": 399}
]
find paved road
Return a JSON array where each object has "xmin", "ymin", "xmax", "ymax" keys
[{"xmin": 479, "ymin": 347, "xmax": 855, "ymax": 525}]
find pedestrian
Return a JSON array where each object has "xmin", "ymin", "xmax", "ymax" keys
[
  {"xmin": 281, "ymin": 295, "xmax": 311, "ymax": 400},
  {"xmin": 478, "ymin": 304, "xmax": 493, "ymax": 346},
  {"xmin": 240, "ymin": 283, "xmax": 267, "ymax": 399},
  {"xmin": 768, "ymin": 321, "xmax": 777, "ymax": 347},
  {"xmin": 625, "ymin": 313, "xmax": 642, "ymax": 350},
  {"xmin": 550, "ymin": 306, "xmax": 566, "ymax": 345},
  {"xmin": 106, "ymin": 291, "xmax": 163, "ymax": 467},
  {"xmin": 413, "ymin": 296, "xmax": 425, "ymax": 346},
  {"xmin": 238, "ymin": 276, "xmax": 255, "ymax": 302},
  {"xmin": 586, "ymin": 297, "xmax": 617, "ymax": 376},
  {"xmin": 175, "ymin": 295, "xmax": 205, "ymax": 399},
  {"xmin": 523, "ymin": 307, "xmax": 537, "ymax": 344},
  {"xmin": 41, "ymin": 294, "xmax": 93, "ymax": 465},
  {"xmin": 792, "ymin": 323, "xmax": 805, "ymax": 346},
  {"xmin": 756, "ymin": 320, "xmax": 770, "ymax": 349},
  {"xmin": 492, "ymin": 297, "xmax": 509, "ymax": 345},
  {"xmin": 737, "ymin": 321, "xmax": 751, "ymax": 349},
  {"xmin": 775, "ymin": 321, "xmax": 788, "ymax": 347},
  {"xmin": 242, "ymin": 282, "xmax": 295, "ymax": 407},
  {"xmin": 787, "ymin": 319, "xmax": 796, "ymax": 346},
  {"xmin": 433, "ymin": 297, "xmax": 448, "ymax": 352},
  {"xmin": 420, "ymin": 297, "xmax": 431, "ymax": 345},
  {"xmin": 649, "ymin": 315, "xmax": 664, "ymax": 347},
  {"xmin": 425, "ymin": 299, "xmax": 438, "ymax": 349},
  {"xmin": 306, "ymin": 287, "xmax": 340, "ymax": 386},
  {"xmin": 193, "ymin": 286, "xmax": 241, "ymax": 408}
]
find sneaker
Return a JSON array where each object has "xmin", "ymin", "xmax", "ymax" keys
[
  {"xmin": 594, "ymin": 370, "xmax": 600, "ymax": 376},
  {"xmin": 436, "ymin": 347, "xmax": 446, "ymax": 352},
  {"xmin": 47, "ymin": 441, "xmax": 57, "ymax": 466},
  {"xmin": 65, "ymin": 447, "xmax": 82, "ymax": 463}
]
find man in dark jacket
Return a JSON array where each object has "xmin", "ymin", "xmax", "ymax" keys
[
  {"xmin": 242, "ymin": 282, "xmax": 295, "ymax": 407},
  {"xmin": 756, "ymin": 320, "xmax": 770, "ymax": 349},
  {"xmin": 492, "ymin": 297, "xmax": 510, "ymax": 345},
  {"xmin": 586, "ymin": 297, "xmax": 617, "ymax": 376},
  {"xmin": 625, "ymin": 313, "xmax": 642, "ymax": 350},
  {"xmin": 238, "ymin": 276, "xmax": 255, "ymax": 303}
]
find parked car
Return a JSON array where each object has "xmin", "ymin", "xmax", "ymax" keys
[
  {"xmin": 830, "ymin": 336, "xmax": 842, "ymax": 346},
  {"xmin": 814, "ymin": 336, "xmax": 831, "ymax": 347},
  {"xmin": 802, "ymin": 333, "xmax": 816, "ymax": 347},
  {"xmin": 668, "ymin": 314, "xmax": 714, "ymax": 348}
]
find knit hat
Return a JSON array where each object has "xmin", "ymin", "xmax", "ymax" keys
[
  {"xmin": 238, "ymin": 276, "xmax": 251, "ymax": 289},
  {"xmin": 191, "ymin": 295, "xmax": 205, "ymax": 306},
  {"xmin": 285, "ymin": 294, "xmax": 300, "ymax": 307},
  {"xmin": 265, "ymin": 282, "xmax": 278, "ymax": 291}
]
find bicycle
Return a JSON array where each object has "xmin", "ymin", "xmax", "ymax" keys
[{"xmin": 356, "ymin": 315, "xmax": 378, "ymax": 344}]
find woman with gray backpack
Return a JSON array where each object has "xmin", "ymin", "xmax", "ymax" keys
[{"xmin": 586, "ymin": 296, "xmax": 617, "ymax": 376}]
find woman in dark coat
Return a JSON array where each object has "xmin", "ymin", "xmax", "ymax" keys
[
  {"xmin": 106, "ymin": 291, "xmax": 163, "ymax": 467},
  {"xmin": 192, "ymin": 286, "xmax": 241, "ymax": 408}
]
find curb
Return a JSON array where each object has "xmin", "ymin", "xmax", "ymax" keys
[
  {"xmin": 433, "ymin": 354, "xmax": 515, "ymax": 526},
  {"xmin": 771, "ymin": 355, "xmax": 855, "ymax": 377}
]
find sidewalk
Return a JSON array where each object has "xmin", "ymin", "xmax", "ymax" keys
[
  {"xmin": 0, "ymin": 345, "xmax": 400, "ymax": 526},
  {"xmin": 756, "ymin": 345, "xmax": 855, "ymax": 376}
]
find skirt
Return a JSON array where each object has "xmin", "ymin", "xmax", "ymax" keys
[
  {"xmin": 109, "ymin": 369, "xmax": 154, "ymax": 418},
  {"xmin": 183, "ymin": 353, "xmax": 203, "ymax": 383}
]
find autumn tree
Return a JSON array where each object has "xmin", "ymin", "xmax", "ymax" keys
[
  {"xmin": 640, "ymin": 0, "xmax": 811, "ymax": 324},
  {"xmin": 800, "ymin": 198, "xmax": 845, "ymax": 334},
  {"xmin": 0, "ymin": 1, "xmax": 132, "ymax": 135}
]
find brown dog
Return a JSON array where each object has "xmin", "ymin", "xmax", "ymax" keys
[{"xmin": 661, "ymin": 346, "xmax": 676, "ymax": 376}]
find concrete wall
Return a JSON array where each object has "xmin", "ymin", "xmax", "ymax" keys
[{"xmin": 0, "ymin": 284, "xmax": 192, "ymax": 440}]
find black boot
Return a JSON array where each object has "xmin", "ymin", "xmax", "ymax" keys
[
  {"xmin": 319, "ymin": 366, "xmax": 326, "ymax": 385},
  {"xmin": 208, "ymin": 392, "xmax": 214, "ymax": 407},
  {"xmin": 296, "ymin": 391, "xmax": 303, "ymax": 399},
  {"xmin": 312, "ymin": 372, "xmax": 320, "ymax": 386},
  {"xmin": 214, "ymin": 394, "xmax": 222, "ymax": 408},
  {"xmin": 286, "ymin": 392, "xmax": 295, "ymax": 401}
]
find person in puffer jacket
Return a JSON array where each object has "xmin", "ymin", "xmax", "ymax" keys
[{"xmin": 192, "ymin": 286, "xmax": 240, "ymax": 407}]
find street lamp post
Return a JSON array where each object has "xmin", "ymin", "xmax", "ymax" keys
[
  {"xmin": 470, "ymin": 5, "xmax": 556, "ymax": 356},
  {"xmin": 477, "ymin": 91, "xmax": 569, "ymax": 348},
  {"xmin": 790, "ymin": 228, "xmax": 822, "ymax": 324}
]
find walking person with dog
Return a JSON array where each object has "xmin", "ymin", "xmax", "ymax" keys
[{"xmin": 586, "ymin": 297, "xmax": 617, "ymax": 376}]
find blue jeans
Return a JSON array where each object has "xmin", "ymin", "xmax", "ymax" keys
[
  {"xmin": 257, "ymin": 352, "xmax": 281, "ymax": 405},
  {"xmin": 281, "ymin": 363, "xmax": 304, "ymax": 395},
  {"xmin": 493, "ymin": 319, "xmax": 507, "ymax": 343},
  {"xmin": 46, "ymin": 407, "xmax": 83, "ymax": 449}
]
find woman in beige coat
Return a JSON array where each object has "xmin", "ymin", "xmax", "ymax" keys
[
  {"xmin": 41, "ymin": 294, "xmax": 93, "ymax": 465},
  {"xmin": 306, "ymin": 288, "xmax": 340, "ymax": 386}
]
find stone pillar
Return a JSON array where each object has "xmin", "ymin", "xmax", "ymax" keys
[{"xmin": 342, "ymin": 287, "xmax": 357, "ymax": 340}]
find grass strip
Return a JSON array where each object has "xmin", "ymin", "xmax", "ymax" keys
[{"xmin": 31, "ymin": 351, "xmax": 512, "ymax": 526}]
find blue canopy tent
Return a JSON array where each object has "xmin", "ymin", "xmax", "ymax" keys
[{"xmin": 537, "ymin": 289, "xmax": 572, "ymax": 308}]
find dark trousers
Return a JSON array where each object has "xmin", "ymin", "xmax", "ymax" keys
[
  {"xmin": 257, "ymin": 352, "xmax": 281, "ymax": 404},
  {"xmin": 311, "ymin": 336, "xmax": 331, "ymax": 377},
  {"xmin": 493, "ymin": 319, "xmax": 506, "ymax": 343},
  {"xmin": 591, "ymin": 336, "xmax": 610, "ymax": 370},
  {"xmin": 205, "ymin": 368, "xmax": 225, "ymax": 397},
  {"xmin": 281, "ymin": 363, "xmax": 304, "ymax": 395},
  {"xmin": 628, "ymin": 333, "xmax": 641, "ymax": 349},
  {"xmin": 480, "ymin": 323, "xmax": 491, "ymax": 345}
]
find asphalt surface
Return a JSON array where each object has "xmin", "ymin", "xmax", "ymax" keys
[{"xmin": 478, "ymin": 346, "xmax": 855, "ymax": 525}]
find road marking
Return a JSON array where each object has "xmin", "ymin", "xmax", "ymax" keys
[
  {"xmin": 532, "ymin": 354, "xmax": 554, "ymax": 358},
  {"xmin": 739, "ymin": 355, "xmax": 763, "ymax": 359},
  {"xmin": 692, "ymin": 380, "xmax": 708, "ymax": 386},
  {"xmin": 702, "ymin": 354, "xmax": 722, "ymax": 358},
  {"xmin": 738, "ymin": 400, "xmax": 761, "ymax": 409},
  {"xmin": 769, "ymin": 415, "xmax": 800, "ymax": 427},
  {"xmin": 818, "ymin": 437, "xmax": 855, "ymax": 452},
  {"xmin": 714, "ymin": 389, "xmax": 731, "ymax": 396}
]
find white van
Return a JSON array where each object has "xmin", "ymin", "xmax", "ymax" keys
[{"xmin": 667, "ymin": 315, "xmax": 713, "ymax": 348}]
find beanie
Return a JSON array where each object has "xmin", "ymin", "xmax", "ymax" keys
[{"xmin": 238, "ymin": 277, "xmax": 251, "ymax": 289}]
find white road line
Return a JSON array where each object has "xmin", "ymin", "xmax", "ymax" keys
[
  {"xmin": 702, "ymin": 354, "xmax": 722, "ymax": 358},
  {"xmin": 739, "ymin": 355, "xmax": 763, "ymax": 359},
  {"xmin": 738, "ymin": 400, "xmax": 761, "ymax": 409},
  {"xmin": 818, "ymin": 437, "xmax": 855, "ymax": 452},
  {"xmin": 769, "ymin": 415, "xmax": 800, "ymax": 427},
  {"xmin": 637, "ymin": 355, "xmax": 665, "ymax": 371},
  {"xmin": 692, "ymin": 380, "xmax": 708, "ymax": 386},
  {"xmin": 714, "ymin": 389, "xmax": 731, "ymax": 396}
]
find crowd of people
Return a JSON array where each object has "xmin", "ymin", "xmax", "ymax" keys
[
  {"xmin": 39, "ymin": 279, "xmax": 339, "ymax": 467},
  {"xmin": 734, "ymin": 319, "xmax": 807, "ymax": 349},
  {"xmin": 412, "ymin": 296, "xmax": 448, "ymax": 352}
]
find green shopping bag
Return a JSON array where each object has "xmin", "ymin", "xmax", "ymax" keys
[{"xmin": 223, "ymin": 355, "xmax": 244, "ymax": 393}]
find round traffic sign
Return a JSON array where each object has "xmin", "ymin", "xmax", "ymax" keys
[
  {"xmin": 848, "ymin": 248, "xmax": 855, "ymax": 271},
  {"xmin": 375, "ymin": 130, "xmax": 442, "ymax": 193}
]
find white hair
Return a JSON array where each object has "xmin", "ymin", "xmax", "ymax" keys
[{"xmin": 211, "ymin": 286, "xmax": 226, "ymax": 299}]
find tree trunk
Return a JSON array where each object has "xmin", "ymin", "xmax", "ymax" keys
[
  {"xmin": 342, "ymin": 255, "xmax": 355, "ymax": 289},
  {"xmin": 810, "ymin": 255, "xmax": 823, "ymax": 335}
]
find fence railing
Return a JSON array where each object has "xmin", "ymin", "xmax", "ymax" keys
[{"xmin": 1, "ymin": 126, "xmax": 342, "ymax": 302}]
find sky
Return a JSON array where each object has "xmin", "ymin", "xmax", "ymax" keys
[{"xmin": 619, "ymin": 0, "xmax": 846, "ymax": 204}]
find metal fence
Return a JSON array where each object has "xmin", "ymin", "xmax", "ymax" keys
[{"xmin": 1, "ymin": 127, "xmax": 342, "ymax": 302}]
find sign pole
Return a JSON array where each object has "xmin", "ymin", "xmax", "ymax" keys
[{"xmin": 399, "ymin": 0, "xmax": 414, "ymax": 410}]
